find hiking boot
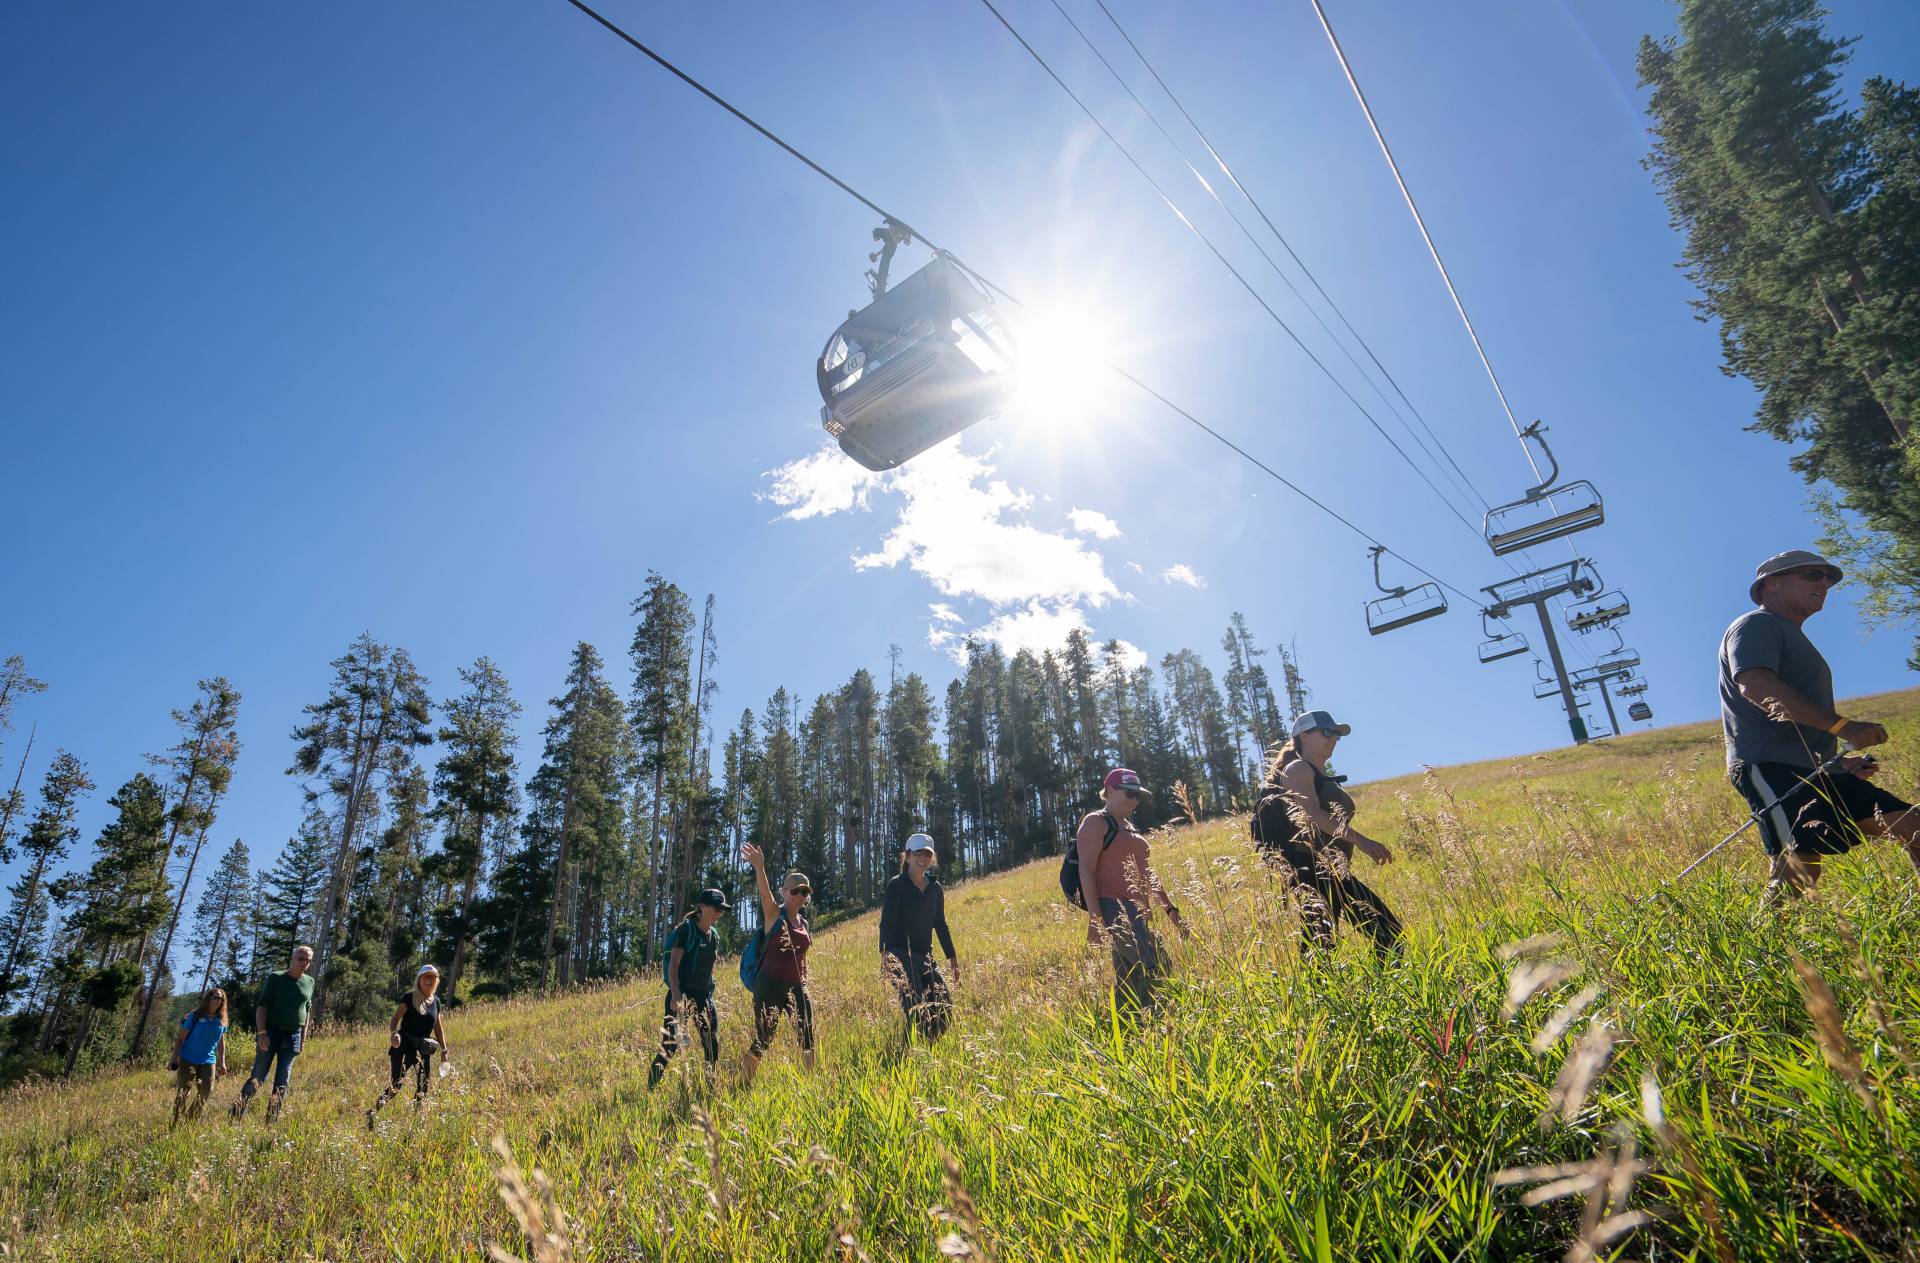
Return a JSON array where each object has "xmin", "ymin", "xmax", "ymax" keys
[
  {"xmin": 365, "ymin": 1107, "xmax": 377, "ymax": 1132},
  {"xmin": 265, "ymin": 1092, "xmax": 284, "ymax": 1124}
]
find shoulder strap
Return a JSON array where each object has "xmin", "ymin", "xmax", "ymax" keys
[{"xmin": 1100, "ymin": 810, "xmax": 1120, "ymax": 851}]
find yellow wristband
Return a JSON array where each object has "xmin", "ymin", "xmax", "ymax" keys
[{"xmin": 1827, "ymin": 717, "xmax": 1849, "ymax": 736}]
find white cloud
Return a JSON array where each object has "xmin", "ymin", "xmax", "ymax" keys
[
  {"xmin": 1067, "ymin": 508, "xmax": 1122, "ymax": 539},
  {"xmin": 850, "ymin": 445, "xmax": 1118, "ymax": 608},
  {"xmin": 1102, "ymin": 639, "xmax": 1148, "ymax": 671},
  {"xmin": 765, "ymin": 441, "xmax": 1136, "ymax": 659},
  {"xmin": 1160, "ymin": 563, "xmax": 1206, "ymax": 588},
  {"xmin": 759, "ymin": 446, "xmax": 882, "ymax": 520}
]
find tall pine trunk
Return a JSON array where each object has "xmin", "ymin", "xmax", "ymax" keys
[{"xmin": 129, "ymin": 821, "xmax": 210, "ymax": 1059}]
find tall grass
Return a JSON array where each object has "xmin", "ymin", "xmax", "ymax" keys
[{"xmin": 3, "ymin": 691, "xmax": 1918, "ymax": 1261}]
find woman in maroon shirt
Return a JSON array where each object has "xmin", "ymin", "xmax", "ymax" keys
[{"xmin": 741, "ymin": 842, "xmax": 815, "ymax": 1082}]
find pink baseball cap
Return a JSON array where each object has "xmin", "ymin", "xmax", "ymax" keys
[{"xmin": 1101, "ymin": 768, "xmax": 1152, "ymax": 796}]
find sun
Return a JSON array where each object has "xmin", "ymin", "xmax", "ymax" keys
[{"xmin": 1007, "ymin": 304, "xmax": 1119, "ymax": 436}]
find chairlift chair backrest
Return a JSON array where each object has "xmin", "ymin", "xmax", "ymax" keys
[
  {"xmin": 818, "ymin": 249, "xmax": 1015, "ymax": 471},
  {"xmin": 1533, "ymin": 677, "xmax": 1563, "ymax": 700},
  {"xmin": 1483, "ymin": 423, "xmax": 1605, "ymax": 556},
  {"xmin": 1364, "ymin": 545, "xmax": 1448, "ymax": 635}
]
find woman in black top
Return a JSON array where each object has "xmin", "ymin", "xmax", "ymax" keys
[
  {"xmin": 366, "ymin": 964, "xmax": 449, "ymax": 1127},
  {"xmin": 649, "ymin": 888, "xmax": 728, "ymax": 1090},
  {"xmin": 1250, "ymin": 711, "xmax": 1402, "ymax": 958},
  {"xmin": 878, "ymin": 833, "xmax": 959, "ymax": 1042}
]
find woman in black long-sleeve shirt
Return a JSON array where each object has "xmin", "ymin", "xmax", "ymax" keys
[{"xmin": 878, "ymin": 833, "xmax": 959, "ymax": 1042}]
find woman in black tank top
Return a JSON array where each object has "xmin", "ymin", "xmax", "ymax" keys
[{"xmin": 1251, "ymin": 711, "xmax": 1403, "ymax": 958}]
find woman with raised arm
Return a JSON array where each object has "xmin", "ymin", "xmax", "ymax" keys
[
  {"xmin": 365, "ymin": 964, "xmax": 449, "ymax": 1128},
  {"xmin": 878, "ymin": 833, "xmax": 958, "ymax": 1043},
  {"xmin": 1250, "ymin": 711, "xmax": 1402, "ymax": 958},
  {"xmin": 168, "ymin": 988, "xmax": 229, "ymax": 1128},
  {"xmin": 740, "ymin": 843, "xmax": 815, "ymax": 1083}
]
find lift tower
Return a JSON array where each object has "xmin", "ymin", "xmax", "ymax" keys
[{"xmin": 1484, "ymin": 561, "xmax": 1599, "ymax": 745}]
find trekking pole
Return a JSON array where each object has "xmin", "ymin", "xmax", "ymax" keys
[{"xmin": 1629, "ymin": 745, "xmax": 1858, "ymax": 909}]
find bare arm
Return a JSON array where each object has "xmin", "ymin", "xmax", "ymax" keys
[
  {"xmin": 433, "ymin": 1013, "xmax": 448, "ymax": 1054},
  {"xmin": 1736, "ymin": 668, "xmax": 1886, "ymax": 747},
  {"xmin": 743, "ymin": 844, "xmax": 777, "ymax": 926},
  {"xmin": 255, "ymin": 1005, "xmax": 268, "ymax": 1049},
  {"xmin": 1279, "ymin": 762, "xmax": 1345, "ymax": 837},
  {"xmin": 389, "ymin": 1002, "xmax": 406, "ymax": 1046}
]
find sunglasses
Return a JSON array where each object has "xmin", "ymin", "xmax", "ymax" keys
[
  {"xmin": 1785, "ymin": 568, "xmax": 1835, "ymax": 583},
  {"xmin": 1121, "ymin": 789, "xmax": 1142, "ymax": 800},
  {"xmin": 789, "ymin": 886, "xmax": 811, "ymax": 898},
  {"xmin": 1318, "ymin": 728, "xmax": 1341, "ymax": 738}
]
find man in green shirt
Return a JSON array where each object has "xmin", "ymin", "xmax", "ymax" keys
[{"xmin": 230, "ymin": 945, "xmax": 314, "ymax": 1123}]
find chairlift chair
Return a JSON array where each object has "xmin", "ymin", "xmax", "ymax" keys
[
  {"xmin": 1595, "ymin": 648, "xmax": 1641, "ymax": 674},
  {"xmin": 1627, "ymin": 700, "xmax": 1653, "ymax": 723},
  {"xmin": 818, "ymin": 223, "xmax": 1015, "ymax": 471},
  {"xmin": 1476, "ymin": 609, "xmax": 1529, "ymax": 663},
  {"xmin": 1483, "ymin": 422, "xmax": 1605, "ymax": 556},
  {"xmin": 1533, "ymin": 677, "xmax": 1563, "ymax": 700},
  {"xmin": 1566, "ymin": 589, "xmax": 1630, "ymax": 634},
  {"xmin": 1364, "ymin": 545, "xmax": 1448, "ymax": 635}
]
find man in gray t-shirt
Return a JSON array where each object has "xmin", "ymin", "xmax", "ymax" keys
[{"xmin": 1718, "ymin": 550, "xmax": 1913, "ymax": 893}]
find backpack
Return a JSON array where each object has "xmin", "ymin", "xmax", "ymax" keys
[
  {"xmin": 660, "ymin": 918, "xmax": 698, "ymax": 987},
  {"xmin": 737, "ymin": 906, "xmax": 789, "ymax": 991},
  {"xmin": 1058, "ymin": 811, "xmax": 1120, "ymax": 909}
]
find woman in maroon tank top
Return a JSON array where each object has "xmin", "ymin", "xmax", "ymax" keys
[{"xmin": 742, "ymin": 843, "xmax": 816, "ymax": 1083}]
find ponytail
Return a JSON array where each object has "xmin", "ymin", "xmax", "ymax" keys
[{"xmin": 1263, "ymin": 740, "xmax": 1299, "ymax": 788}]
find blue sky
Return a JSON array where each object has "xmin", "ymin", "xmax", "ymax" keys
[{"xmin": 4, "ymin": 1, "xmax": 1917, "ymax": 933}]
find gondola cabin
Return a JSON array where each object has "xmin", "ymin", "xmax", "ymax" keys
[
  {"xmin": 1627, "ymin": 700, "xmax": 1653, "ymax": 723},
  {"xmin": 818, "ymin": 255, "xmax": 1015, "ymax": 471}
]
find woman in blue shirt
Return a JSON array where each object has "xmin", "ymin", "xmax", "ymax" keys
[{"xmin": 169, "ymin": 989, "xmax": 229, "ymax": 1127}]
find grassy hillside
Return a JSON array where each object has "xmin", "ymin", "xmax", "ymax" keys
[{"xmin": 4, "ymin": 690, "xmax": 1919, "ymax": 1261}]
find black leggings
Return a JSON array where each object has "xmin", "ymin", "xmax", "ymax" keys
[
  {"xmin": 1266, "ymin": 841, "xmax": 1403, "ymax": 958},
  {"xmin": 650, "ymin": 991, "xmax": 719, "ymax": 1085},
  {"xmin": 887, "ymin": 952, "xmax": 953, "ymax": 1042},
  {"xmin": 386, "ymin": 1038, "xmax": 435, "ymax": 1093},
  {"xmin": 749, "ymin": 973, "xmax": 815, "ymax": 1056}
]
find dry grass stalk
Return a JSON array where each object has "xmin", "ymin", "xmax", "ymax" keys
[
  {"xmin": 1530, "ymin": 985, "xmax": 1602, "ymax": 1053},
  {"xmin": 1496, "ymin": 933, "xmax": 1566, "ymax": 962},
  {"xmin": 690, "ymin": 1106, "xmax": 725, "ymax": 1213},
  {"xmin": 1502, "ymin": 960, "xmax": 1580, "ymax": 1022},
  {"xmin": 931, "ymin": 1147, "xmax": 997, "ymax": 1262},
  {"xmin": 1788, "ymin": 952, "xmax": 1880, "ymax": 1114},
  {"xmin": 1539, "ymin": 1022, "xmax": 1614, "ymax": 1133},
  {"xmin": 486, "ymin": 1134, "xmax": 570, "ymax": 1263}
]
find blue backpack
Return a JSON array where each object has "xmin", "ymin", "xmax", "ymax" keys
[{"xmin": 737, "ymin": 907, "xmax": 789, "ymax": 991}]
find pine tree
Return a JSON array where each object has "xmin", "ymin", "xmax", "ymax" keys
[
  {"xmin": 628, "ymin": 574, "xmax": 696, "ymax": 960},
  {"xmin": 0, "ymin": 753, "xmax": 93, "ymax": 1007},
  {"xmin": 54, "ymin": 774, "xmax": 171, "ymax": 1066},
  {"xmin": 256, "ymin": 808, "xmax": 333, "ymax": 973},
  {"xmin": 0, "ymin": 656, "xmax": 49, "ymax": 869},
  {"xmin": 1641, "ymin": 0, "xmax": 1920, "ymax": 657},
  {"xmin": 1278, "ymin": 640, "xmax": 1312, "ymax": 722},
  {"xmin": 533, "ymin": 643, "xmax": 629, "ymax": 991},
  {"xmin": 430, "ymin": 657, "xmax": 521, "ymax": 1003},
  {"xmin": 190, "ymin": 838, "xmax": 252, "ymax": 996},
  {"xmin": 130, "ymin": 677, "xmax": 240, "ymax": 1058},
  {"xmin": 287, "ymin": 636, "xmax": 433, "ymax": 1012}
]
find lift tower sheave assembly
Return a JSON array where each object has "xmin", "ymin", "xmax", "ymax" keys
[{"xmin": 1484, "ymin": 560, "xmax": 1598, "ymax": 745}]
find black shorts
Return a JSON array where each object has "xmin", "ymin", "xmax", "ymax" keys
[{"xmin": 1733, "ymin": 761, "xmax": 1913, "ymax": 857}]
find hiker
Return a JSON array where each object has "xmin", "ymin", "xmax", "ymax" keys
[
  {"xmin": 648, "ymin": 888, "xmax": 728, "ymax": 1089},
  {"xmin": 1250, "ymin": 711, "xmax": 1402, "ymax": 958},
  {"xmin": 878, "ymin": 833, "xmax": 959, "ymax": 1043},
  {"xmin": 740, "ymin": 843, "xmax": 814, "ymax": 1082},
  {"xmin": 1719, "ymin": 549, "xmax": 1916, "ymax": 894},
  {"xmin": 1075, "ymin": 768, "xmax": 1189, "ymax": 1017},
  {"xmin": 230, "ymin": 945, "xmax": 314, "ymax": 1123},
  {"xmin": 168, "ymin": 988, "xmax": 229, "ymax": 1128},
  {"xmin": 366, "ymin": 965, "xmax": 450, "ymax": 1127}
]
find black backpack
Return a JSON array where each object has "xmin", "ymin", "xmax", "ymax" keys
[{"xmin": 1058, "ymin": 811, "xmax": 1120, "ymax": 909}]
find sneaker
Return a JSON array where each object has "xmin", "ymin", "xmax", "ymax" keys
[{"xmin": 365, "ymin": 1108, "xmax": 377, "ymax": 1132}]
